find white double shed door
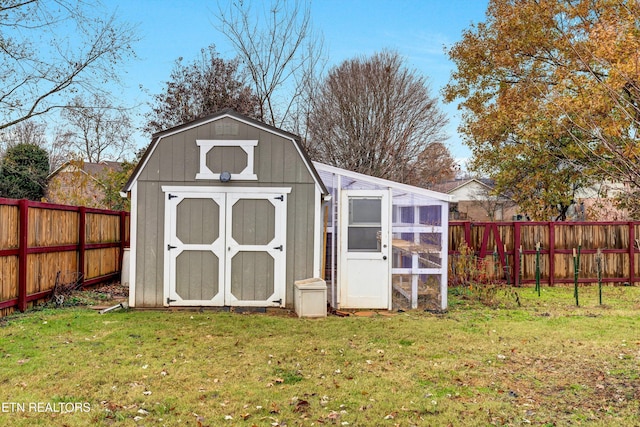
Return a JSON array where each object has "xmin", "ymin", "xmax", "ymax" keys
[{"xmin": 162, "ymin": 186, "xmax": 290, "ymax": 307}]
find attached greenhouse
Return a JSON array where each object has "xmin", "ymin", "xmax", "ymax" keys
[{"xmin": 315, "ymin": 162, "xmax": 452, "ymax": 312}]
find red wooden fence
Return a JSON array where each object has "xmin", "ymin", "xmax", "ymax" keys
[
  {"xmin": 449, "ymin": 221, "xmax": 640, "ymax": 287},
  {"xmin": 0, "ymin": 198, "xmax": 129, "ymax": 315}
]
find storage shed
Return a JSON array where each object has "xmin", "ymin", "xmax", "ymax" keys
[
  {"xmin": 123, "ymin": 110, "xmax": 328, "ymax": 308},
  {"xmin": 123, "ymin": 109, "xmax": 451, "ymax": 312},
  {"xmin": 315, "ymin": 163, "xmax": 452, "ymax": 311}
]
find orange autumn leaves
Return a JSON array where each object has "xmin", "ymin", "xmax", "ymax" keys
[{"xmin": 445, "ymin": 0, "xmax": 640, "ymax": 219}]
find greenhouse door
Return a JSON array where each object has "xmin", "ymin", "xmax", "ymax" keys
[
  {"xmin": 164, "ymin": 189, "xmax": 288, "ymax": 307},
  {"xmin": 339, "ymin": 190, "xmax": 390, "ymax": 309}
]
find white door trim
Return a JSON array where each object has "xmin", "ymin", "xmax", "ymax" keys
[
  {"xmin": 128, "ymin": 182, "xmax": 138, "ymax": 308},
  {"xmin": 162, "ymin": 185, "xmax": 292, "ymax": 194},
  {"xmin": 162, "ymin": 186, "xmax": 291, "ymax": 307}
]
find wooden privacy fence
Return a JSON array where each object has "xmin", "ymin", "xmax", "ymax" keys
[
  {"xmin": 449, "ymin": 221, "xmax": 640, "ymax": 287},
  {"xmin": 0, "ymin": 198, "xmax": 130, "ymax": 317}
]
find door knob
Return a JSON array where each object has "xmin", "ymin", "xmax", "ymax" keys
[{"xmin": 382, "ymin": 255, "xmax": 387, "ymax": 260}]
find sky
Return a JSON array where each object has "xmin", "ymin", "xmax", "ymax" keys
[{"xmin": 111, "ymin": 0, "xmax": 490, "ymax": 166}]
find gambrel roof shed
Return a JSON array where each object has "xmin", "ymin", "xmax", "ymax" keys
[{"xmin": 124, "ymin": 109, "xmax": 328, "ymax": 309}]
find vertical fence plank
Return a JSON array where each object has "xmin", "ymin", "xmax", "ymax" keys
[{"xmin": 464, "ymin": 222, "xmax": 471, "ymax": 247}]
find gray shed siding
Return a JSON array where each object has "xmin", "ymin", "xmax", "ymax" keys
[{"xmin": 134, "ymin": 117, "xmax": 317, "ymax": 307}]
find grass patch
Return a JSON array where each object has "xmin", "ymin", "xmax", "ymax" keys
[{"xmin": 1, "ymin": 286, "xmax": 640, "ymax": 425}]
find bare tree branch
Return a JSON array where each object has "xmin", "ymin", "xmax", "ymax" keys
[
  {"xmin": 61, "ymin": 94, "xmax": 135, "ymax": 162},
  {"xmin": 215, "ymin": 0, "xmax": 325, "ymax": 131},
  {"xmin": 0, "ymin": 0, "xmax": 138, "ymax": 131},
  {"xmin": 308, "ymin": 51, "xmax": 451, "ymax": 184}
]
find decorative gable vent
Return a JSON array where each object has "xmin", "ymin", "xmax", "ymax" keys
[{"xmin": 195, "ymin": 139, "xmax": 258, "ymax": 181}]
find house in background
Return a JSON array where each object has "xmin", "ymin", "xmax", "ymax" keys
[
  {"xmin": 570, "ymin": 181, "xmax": 630, "ymax": 221},
  {"xmin": 46, "ymin": 160, "xmax": 122, "ymax": 209},
  {"xmin": 434, "ymin": 177, "xmax": 633, "ymax": 222},
  {"xmin": 432, "ymin": 178, "xmax": 518, "ymax": 221}
]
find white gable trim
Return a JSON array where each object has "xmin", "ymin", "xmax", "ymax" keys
[{"xmin": 313, "ymin": 162, "xmax": 453, "ymax": 203}]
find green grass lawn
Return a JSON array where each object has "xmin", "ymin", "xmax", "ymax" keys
[{"xmin": 1, "ymin": 285, "xmax": 640, "ymax": 426}]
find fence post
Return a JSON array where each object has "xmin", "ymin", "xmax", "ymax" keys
[
  {"xmin": 78, "ymin": 207, "xmax": 86, "ymax": 287},
  {"xmin": 464, "ymin": 222, "xmax": 472, "ymax": 248},
  {"xmin": 549, "ymin": 222, "xmax": 555, "ymax": 287},
  {"xmin": 17, "ymin": 199, "xmax": 29, "ymax": 312},
  {"xmin": 629, "ymin": 222, "xmax": 635, "ymax": 286},
  {"xmin": 514, "ymin": 222, "xmax": 521, "ymax": 286},
  {"xmin": 535, "ymin": 242, "xmax": 541, "ymax": 296}
]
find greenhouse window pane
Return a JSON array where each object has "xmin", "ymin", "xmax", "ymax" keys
[
  {"xmin": 348, "ymin": 227, "xmax": 381, "ymax": 251},
  {"xmin": 419, "ymin": 206, "xmax": 442, "ymax": 226},
  {"xmin": 348, "ymin": 197, "xmax": 382, "ymax": 252},
  {"xmin": 349, "ymin": 199, "xmax": 381, "ymax": 224},
  {"xmin": 400, "ymin": 206, "xmax": 414, "ymax": 224},
  {"xmin": 420, "ymin": 233, "xmax": 441, "ymax": 249}
]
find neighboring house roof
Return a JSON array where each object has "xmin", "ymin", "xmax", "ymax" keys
[
  {"xmin": 47, "ymin": 160, "xmax": 122, "ymax": 179},
  {"xmin": 48, "ymin": 160, "xmax": 122, "ymax": 186},
  {"xmin": 123, "ymin": 109, "xmax": 328, "ymax": 196},
  {"xmin": 431, "ymin": 178, "xmax": 493, "ymax": 195},
  {"xmin": 81, "ymin": 161, "xmax": 122, "ymax": 178}
]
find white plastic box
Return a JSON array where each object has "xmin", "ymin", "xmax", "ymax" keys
[{"xmin": 293, "ymin": 278, "xmax": 327, "ymax": 318}]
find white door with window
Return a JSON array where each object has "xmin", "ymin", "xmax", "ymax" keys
[
  {"xmin": 163, "ymin": 187, "xmax": 289, "ymax": 307},
  {"xmin": 339, "ymin": 190, "xmax": 391, "ymax": 309}
]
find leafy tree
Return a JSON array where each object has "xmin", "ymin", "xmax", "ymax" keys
[
  {"xmin": 0, "ymin": 144, "xmax": 50, "ymax": 200},
  {"xmin": 444, "ymin": 0, "xmax": 640, "ymax": 219},
  {"xmin": 145, "ymin": 45, "xmax": 261, "ymax": 134},
  {"xmin": 46, "ymin": 158, "xmax": 134, "ymax": 209},
  {"xmin": 61, "ymin": 94, "xmax": 135, "ymax": 162},
  {"xmin": 0, "ymin": 121, "xmax": 73, "ymax": 173},
  {"xmin": 0, "ymin": 0, "xmax": 138, "ymax": 130},
  {"xmin": 101, "ymin": 160, "xmax": 136, "ymax": 211},
  {"xmin": 307, "ymin": 51, "xmax": 450, "ymax": 184},
  {"xmin": 406, "ymin": 142, "xmax": 458, "ymax": 188},
  {"xmin": 216, "ymin": 0, "xmax": 326, "ymax": 132},
  {"xmin": 45, "ymin": 158, "xmax": 105, "ymax": 208}
]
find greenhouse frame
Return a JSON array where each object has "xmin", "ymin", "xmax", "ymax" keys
[{"xmin": 315, "ymin": 162, "xmax": 452, "ymax": 311}]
